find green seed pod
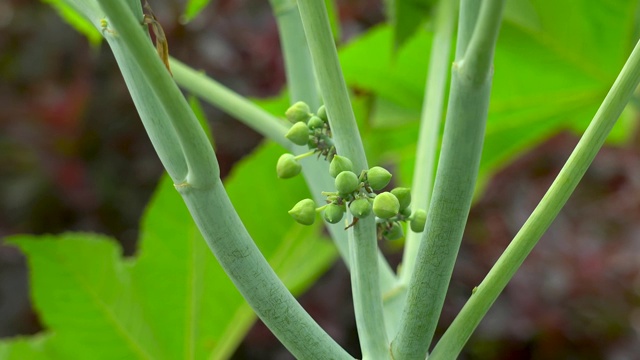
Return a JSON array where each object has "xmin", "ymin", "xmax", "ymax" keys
[
  {"xmin": 276, "ymin": 153, "xmax": 301, "ymax": 179},
  {"xmin": 410, "ymin": 209, "xmax": 427, "ymax": 232},
  {"xmin": 317, "ymin": 105, "xmax": 328, "ymax": 123},
  {"xmin": 391, "ymin": 187, "xmax": 411, "ymax": 211},
  {"xmin": 367, "ymin": 166, "xmax": 392, "ymax": 191},
  {"xmin": 383, "ymin": 222, "xmax": 404, "ymax": 241},
  {"xmin": 285, "ymin": 122, "xmax": 310, "ymax": 146},
  {"xmin": 285, "ymin": 101, "xmax": 311, "ymax": 124},
  {"xmin": 349, "ymin": 198, "xmax": 372, "ymax": 218},
  {"xmin": 335, "ymin": 171, "xmax": 360, "ymax": 195},
  {"xmin": 323, "ymin": 203, "xmax": 344, "ymax": 224},
  {"xmin": 372, "ymin": 192, "xmax": 400, "ymax": 219},
  {"xmin": 288, "ymin": 199, "xmax": 316, "ymax": 225},
  {"xmin": 307, "ymin": 116, "xmax": 325, "ymax": 130},
  {"xmin": 329, "ymin": 155, "xmax": 354, "ymax": 178}
]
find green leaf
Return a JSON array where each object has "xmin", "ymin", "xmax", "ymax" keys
[
  {"xmin": 340, "ymin": 0, "xmax": 640, "ymax": 191},
  {"xmin": 5, "ymin": 142, "xmax": 335, "ymax": 359},
  {"xmin": 41, "ymin": 0, "xmax": 101, "ymax": 45},
  {"xmin": 0, "ymin": 334, "xmax": 57, "ymax": 360},
  {"xmin": 182, "ymin": 0, "xmax": 214, "ymax": 23},
  {"xmin": 6, "ymin": 233, "xmax": 164, "ymax": 360},
  {"xmin": 387, "ymin": 0, "xmax": 435, "ymax": 49}
]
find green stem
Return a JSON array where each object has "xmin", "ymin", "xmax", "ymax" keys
[
  {"xmin": 431, "ymin": 36, "xmax": 640, "ymax": 360},
  {"xmin": 390, "ymin": 1, "xmax": 505, "ymax": 358},
  {"xmin": 170, "ymin": 59, "xmax": 291, "ymax": 148},
  {"xmin": 399, "ymin": 0, "xmax": 458, "ymax": 286},
  {"xmin": 177, "ymin": 181, "xmax": 354, "ymax": 359},
  {"xmin": 298, "ymin": 1, "xmax": 390, "ymax": 358},
  {"xmin": 269, "ymin": 0, "xmax": 320, "ymax": 110},
  {"xmin": 97, "ymin": 1, "xmax": 352, "ymax": 358}
]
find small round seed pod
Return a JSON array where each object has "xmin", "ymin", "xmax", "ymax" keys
[
  {"xmin": 335, "ymin": 171, "xmax": 360, "ymax": 195},
  {"xmin": 383, "ymin": 222, "xmax": 404, "ymax": 241},
  {"xmin": 410, "ymin": 209, "xmax": 427, "ymax": 232},
  {"xmin": 391, "ymin": 187, "xmax": 411, "ymax": 211},
  {"xmin": 285, "ymin": 122, "xmax": 310, "ymax": 146},
  {"xmin": 349, "ymin": 198, "xmax": 372, "ymax": 218},
  {"xmin": 317, "ymin": 105, "xmax": 328, "ymax": 123},
  {"xmin": 288, "ymin": 199, "xmax": 316, "ymax": 225},
  {"xmin": 276, "ymin": 153, "xmax": 301, "ymax": 179},
  {"xmin": 329, "ymin": 155, "xmax": 354, "ymax": 178},
  {"xmin": 367, "ymin": 166, "xmax": 392, "ymax": 191},
  {"xmin": 307, "ymin": 116, "xmax": 325, "ymax": 130},
  {"xmin": 372, "ymin": 192, "xmax": 400, "ymax": 219},
  {"xmin": 323, "ymin": 203, "xmax": 344, "ymax": 224},
  {"xmin": 285, "ymin": 101, "xmax": 311, "ymax": 124}
]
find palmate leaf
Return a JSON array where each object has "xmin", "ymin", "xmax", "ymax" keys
[
  {"xmin": 3, "ymin": 141, "xmax": 335, "ymax": 359},
  {"xmin": 339, "ymin": 0, "xmax": 640, "ymax": 188}
]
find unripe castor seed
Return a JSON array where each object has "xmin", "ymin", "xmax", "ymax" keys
[
  {"xmin": 285, "ymin": 101, "xmax": 311, "ymax": 124},
  {"xmin": 372, "ymin": 192, "xmax": 400, "ymax": 219},
  {"xmin": 307, "ymin": 116, "xmax": 325, "ymax": 130},
  {"xmin": 391, "ymin": 187, "xmax": 411, "ymax": 211},
  {"xmin": 367, "ymin": 166, "xmax": 392, "ymax": 191},
  {"xmin": 285, "ymin": 122, "xmax": 310, "ymax": 146},
  {"xmin": 323, "ymin": 204, "xmax": 344, "ymax": 224},
  {"xmin": 276, "ymin": 153, "xmax": 301, "ymax": 179},
  {"xmin": 384, "ymin": 222, "xmax": 404, "ymax": 241},
  {"xmin": 329, "ymin": 155, "xmax": 354, "ymax": 178},
  {"xmin": 288, "ymin": 199, "xmax": 316, "ymax": 225},
  {"xmin": 335, "ymin": 171, "xmax": 360, "ymax": 195},
  {"xmin": 349, "ymin": 198, "xmax": 372, "ymax": 218},
  {"xmin": 317, "ymin": 105, "xmax": 328, "ymax": 123},
  {"xmin": 410, "ymin": 209, "xmax": 427, "ymax": 232}
]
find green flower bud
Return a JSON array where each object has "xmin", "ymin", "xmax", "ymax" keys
[
  {"xmin": 323, "ymin": 203, "xmax": 344, "ymax": 224},
  {"xmin": 400, "ymin": 207, "xmax": 412, "ymax": 217},
  {"xmin": 391, "ymin": 187, "xmax": 411, "ymax": 211},
  {"xmin": 372, "ymin": 192, "xmax": 400, "ymax": 219},
  {"xmin": 383, "ymin": 222, "xmax": 404, "ymax": 241},
  {"xmin": 288, "ymin": 199, "xmax": 316, "ymax": 225},
  {"xmin": 410, "ymin": 209, "xmax": 427, "ymax": 232},
  {"xmin": 317, "ymin": 105, "xmax": 328, "ymax": 123},
  {"xmin": 329, "ymin": 155, "xmax": 354, "ymax": 178},
  {"xmin": 349, "ymin": 198, "xmax": 372, "ymax": 218},
  {"xmin": 335, "ymin": 171, "xmax": 360, "ymax": 195},
  {"xmin": 307, "ymin": 116, "xmax": 324, "ymax": 130},
  {"xmin": 285, "ymin": 122, "xmax": 310, "ymax": 146},
  {"xmin": 285, "ymin": 101, "xmax": 311, "ymax": 124},
  {"xmin": 367, "ymin": 166, "xmax": 392, "ymax": 191},
  {"xmin": 276, "ymin": 153, "xmax": 301, "ymax": 179}
]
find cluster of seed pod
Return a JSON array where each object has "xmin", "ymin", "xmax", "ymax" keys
[
  {"xmin": 276, "ymin": 101, "xmax": 426, "ymax": 240},
  {"xmin": 276, "ymin": 102, "xmax": 335, "ymax": 179},
  {"xmin": 288, "ymin": 155, "xmax": 427, "ymax": 241}
]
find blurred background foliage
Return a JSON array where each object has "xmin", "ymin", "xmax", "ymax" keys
[{"xmin": 1, "ymin": 0, "xmax": 640, "ymax": 358}]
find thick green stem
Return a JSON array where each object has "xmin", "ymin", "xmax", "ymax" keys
[
  {"xmin": 178, "ymin": 181, "xmax": 354, "ymax": 359},
  {"xmin": 298, "ymin": 1, "xmax": 390, "ymax": 358},
  {"xmin": 430, "ymin": 37, "xmax": 640, "ymax": 360},
  {"xmin": 391, "ymin": 1, "xmax": 505, "ymax": 358},
  {"xmin": 269, "ymin": 0, "xmax": 320, "ymax": 110},
  {"xmin": 97, "ymin": 1, "xmax": 352, "ymax": 358},
  {"xmin": 400, "ymin": 0, "xmax": 458, "ymax": 286}
]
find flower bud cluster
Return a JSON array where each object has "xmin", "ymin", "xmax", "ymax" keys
[{"xmin": 286, "ymin": 155, "xmax": 428, "ymax": 241}]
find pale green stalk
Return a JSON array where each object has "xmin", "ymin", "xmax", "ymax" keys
[
  {"xmin": 431, "ymin": 36, "xmax": 640, "ymax": 360},
  {"xmin": 97, "ymin": 1, "xmax": 351, "ymax": 358},
  {"xmin": 171, "ymin": 59, "xmax": 290, "ymax": 148},
  {"xmin": 391, "ymin": 1, "xmax": 506, "ymax": 358},
  {"xmin": 399, "ymin": 0, "xmax": 458, "ymax": 286},
  {"xmin": 298, "ymin": 0, "xmax": 390, "ymax": 358},
  {"xmin": 269, "ymin": 0, "xmax": 320, "ymax": 111}
]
